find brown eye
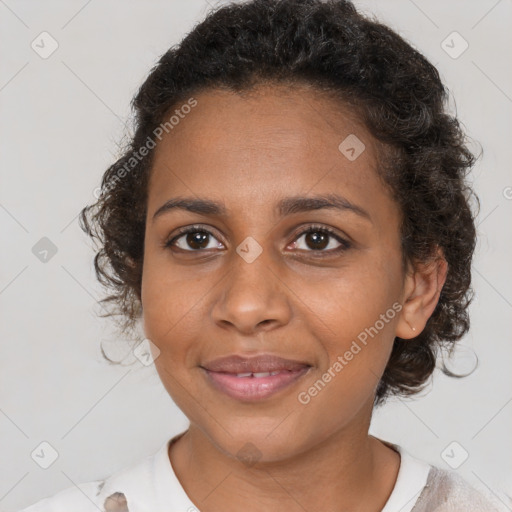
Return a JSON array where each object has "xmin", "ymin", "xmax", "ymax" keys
[
  {"xmin": 165, "ymin": 227, "xmax": 223, "ymax": 251},
  {"xmin": 304, "ymin": 231, "xmax": 330, "ymax": 250},
  {"xmin": 292, "ymin": 226, "xmax": 349, "ymax": 254},
  {"xmin": 183, "ymin": 231, "xmax": 210, "ymax": 250},
  {"xmin": 165, "ymin": 224, "xmax": 350, "ymax": 256}
]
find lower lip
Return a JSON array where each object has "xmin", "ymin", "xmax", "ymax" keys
[{"xmin": 202, "ymin": 367, "xmax": 311, "ymax": 401}]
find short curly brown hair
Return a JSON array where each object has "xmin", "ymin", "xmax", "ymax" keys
[{"xmin": 79, "ymin": 0, "xmax": 478, "ymax": 406}]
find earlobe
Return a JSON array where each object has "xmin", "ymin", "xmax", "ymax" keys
[{"xmin": 396, "ymin": 250, "xmax": 448, "ymax": 339}]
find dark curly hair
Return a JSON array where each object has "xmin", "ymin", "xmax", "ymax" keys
[{"xmin": 79, "ymin": 0, "xmax": 478, "ymax": 406}]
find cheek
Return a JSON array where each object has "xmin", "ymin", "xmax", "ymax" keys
[
  {"xmin": 141, "ymin": 252, "xmax": 208, "ymax": 359},
  {"xmin": 296, "ymin": 255, "xmax": 403, "ymax": 399},
  {"xmin": 294, "ymin": 273, "xmax": 401, "ymax": 434},
  {"xmin": 141, "ymin": 261, "xmax": 208, "ymax": 413},
  {"xmin": 303, "ymin": 256, "xmax": 402, "ymax": 341}
]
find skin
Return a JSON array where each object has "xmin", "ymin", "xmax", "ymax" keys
[{"xmin": 140, "ymin": 83, "xmax": 447, "ymax": 512}]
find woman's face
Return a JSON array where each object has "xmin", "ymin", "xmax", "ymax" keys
[{"xmin": 141, "ymin": 84, "xmax": 408, "ymax": 462}]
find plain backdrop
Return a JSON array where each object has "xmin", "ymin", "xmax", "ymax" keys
[{"xmin": 1, "ymin": 0, "xmax": 511, "ymax": 510}]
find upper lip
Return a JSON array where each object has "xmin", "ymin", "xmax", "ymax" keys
[{"xmin": 201, "ymin": 354, "xmax": 311, "ymax": 374}]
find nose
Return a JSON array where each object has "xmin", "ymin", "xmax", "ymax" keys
[{"xmin": 210, "ymin": 245, "xmax": 292, "ymax": 335}]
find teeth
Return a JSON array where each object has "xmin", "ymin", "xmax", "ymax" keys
[{"xmin": 234, "ymin": 371, "xmax": 283, "ymax": 378}]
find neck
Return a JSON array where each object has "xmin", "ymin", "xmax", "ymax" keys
[{"xmin": 168, "ymin": 422, "xmax": 400, "ymax": 512}]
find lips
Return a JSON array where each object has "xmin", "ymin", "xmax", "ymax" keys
[
  {"xmin": 200, "ymin": 354, "xmax": 312, "ymax": 401},
  {"xmin": 201, "ymin": 354, "xmax": 311, "ymax": 374}
]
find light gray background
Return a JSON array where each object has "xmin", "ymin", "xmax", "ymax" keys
[{"xmin": 1, "ymin": 0, "xmax": 511, "ymax": 510}]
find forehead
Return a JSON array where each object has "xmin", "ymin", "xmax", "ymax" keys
[{"xmin": 148, "ymin": 83, "xmax": 390, "ymax": 216}]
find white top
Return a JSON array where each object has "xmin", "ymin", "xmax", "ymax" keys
[{"xmin": 18, "ymin": 432, "xmax": 502, "ymax": 512}]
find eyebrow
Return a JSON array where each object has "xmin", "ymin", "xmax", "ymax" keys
[{"xmin": 152, "ymin": 193, "xmax": 371, "ymax": 223}]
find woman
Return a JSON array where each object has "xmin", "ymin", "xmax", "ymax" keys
[{"xmin": 20, "ymin": 0, "xmax": 502, "ymax": 510}]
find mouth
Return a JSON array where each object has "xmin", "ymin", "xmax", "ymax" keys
[{"xmin": 200, "ymin": 354, "xmax": 312, "ymax": 401}]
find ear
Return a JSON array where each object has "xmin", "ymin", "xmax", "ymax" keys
[{"xmin": 395, "ymin": 248, "xmax": 448, "ymax": 339}]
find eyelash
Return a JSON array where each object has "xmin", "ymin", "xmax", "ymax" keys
[{"xmin": 164, "ymin": 224, "xmax": 351, "ymax": 256}]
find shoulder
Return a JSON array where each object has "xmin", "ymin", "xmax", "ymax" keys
[
  {"xmin": 17, "ymin": 433, "xmax": 189, "ymax": 512},
  {"xmin": 18, "ymin": 476, "xmax": 134, "ymax": 512},
  {"xmin": 16, "ymin": 449, "xmax": 153, "ymax": 512},
  {"xmin": 17, "ymin": 480, "xmax": 108, "ymax": 512},
  {"xmin": 413, "ymin": 464, "xmax": 506, "ymax": 512},
  {"xmin": 379, "ymin": 438, "xmax": 507, "ymax": 512}
]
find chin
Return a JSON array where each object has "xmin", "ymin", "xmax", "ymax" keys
[{"xmin": 203, "ymin": 419, "xmax": 312, "ymax": 465}]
